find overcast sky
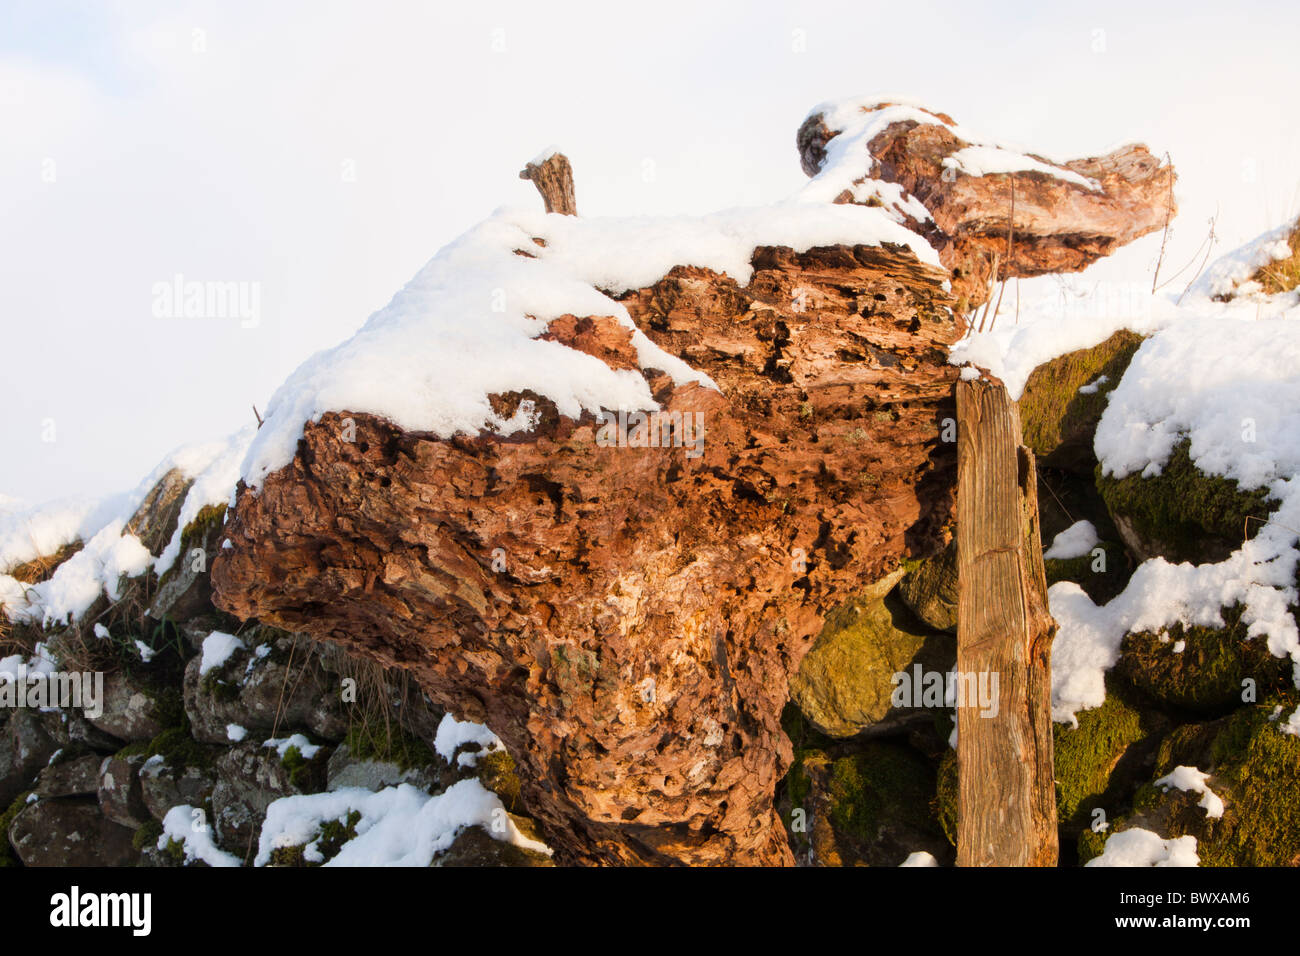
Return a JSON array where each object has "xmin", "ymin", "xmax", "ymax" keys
[{"xmin": 3, "ymin": 0, "xmax": 1297, "ymax": 505}]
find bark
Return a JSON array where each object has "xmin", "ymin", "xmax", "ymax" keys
[{"xmin": 954, "ymin": 378, "xmax": 1057, "ymax": 867}]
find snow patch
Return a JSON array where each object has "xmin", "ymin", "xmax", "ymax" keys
[
  {"xmin": 1154, "ymin": 766, "xmax": 1225, "ymax": 819},
  {"xmin": 254, "ymin": 779, "xmax": 551, "ymax": 867},
  {"xmin": 199, "ymin": 631, "xmax": 244, "ymax": 676},
  {"xmin": 1085, "ymin": 828, "xmax": 1199, "ymax": 867},
  {"xmin": 1043, "ymin": 520, "xmax": 1100, "ymax": 561}
]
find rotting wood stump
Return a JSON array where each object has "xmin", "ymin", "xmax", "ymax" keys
[{"xmin": 213, "ymin": 243, "xmax": 963, "ymax": 866}]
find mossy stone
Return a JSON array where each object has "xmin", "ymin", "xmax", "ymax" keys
[
  {"xmin": 1052, "ymin": 680, "xmax": 1169, "ymax": 834},
  {"xmin": 790, "ymin": 577, "xmax": 954, "ymax": 739},
  {"xmin": 1102, "ymin": 702, "xmax": 1300, "ymax": 866},
  {"xmin": 1097, "ymin": 440, "xmax": 1276, "ymax": 564},
  {"xmin": 476, "ymin": 749, "xmax": 522, "ymax": 811},
  {"xmin": 897, "ymin": 540, "xmax": 958, "ymax": 632},
  {"xmin": 1019, "ymin": 330, "xmax": 1144, "ymax": 474},
  {"xmin": 0, "ymin": 791, "xmax": 34, "ymax": 867},
  {"xmin": 1044, "ymin": 539, "xmax": 1129, "ymax": 604},
  {"xmin": 1115, "ymin": 605, "xmax": 1292, "ymax": 715}
]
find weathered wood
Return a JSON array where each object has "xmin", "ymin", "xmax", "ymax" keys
[
  {"xmin": 519, "ymin": 151, "xmax": 577, "ymax": 216},
  {"xmin": 955, "ymin": 377, "xmax": 1057, "ymax": 866}
]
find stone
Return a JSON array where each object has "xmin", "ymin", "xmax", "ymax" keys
[
  {"xmin": 97, "ymin": 753, "xmax": 151, "ymax": 829},
  {"xmin": 139, "ymin": 755, "xmax": 217, "ymax": 823},
  {"xmin": 182, "ymin": 637, "xmax": 348, "ymax": 746},
  {"xmin": 897, "ymin": 541, "xmax": 958, "ymax": 633},
  {"xmin": 8, "ymin": 798, "xmax": 137, "ymax": 866},
  {"xmin": 1018, "ymin": 331, "xmax": 1145, "ymax": 474},
  {"xmin": 789, "ymin": 574, "xmax": 954, "ymax": 739},
  {"xmin": 149, "ymin": 504, "xmax": 226, "ymax": 621},
  {"xmin": 1114, "ymin": 607, "xmax": 1291, "ymax": 715},
  {"xmin": 124, "ymin": 467, "xmax": 194, "ymax": 557},
  {"xmin": 84, "ymin": 670, "xmax": 177, "ymax": 743},
  {"xmin": 0, "ymin": 709, "xmax": 58, "ymax": 807},
  {"xmin": 210, "ymin": 743, "xmax": 325, "ymax": 858},
  {"xmin": 1080, "ymin": 704, "xmax": 1300, "ymax": 867},
  {"xmin": 435, "ymin": 822, "xmax": 555, "ymax": 867},
  {"xmin": 35, "ymin": 753, "xmax": 102, "ymax": 799},
  {"xmin": 325, "ymin": 743, "xmax": 438, "ymax": 793},
  {"xmin": 1097, "ymin": 440, "xmax": 1277, "ymax": 564}
]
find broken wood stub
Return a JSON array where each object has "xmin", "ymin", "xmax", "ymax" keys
[
  {"xmin": 519, "ymin": 151, "xmax": 577, "ymax": 216},
  {"xmin": 955, "ymin": 377, "xmax": 1058, "ymax": 867}
]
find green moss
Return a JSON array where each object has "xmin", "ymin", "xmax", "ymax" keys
[
  {"xmin": 1019, "ymin": 331, "xmax": 1144, "ymax": 471},
  {"xmin": 1198, "ymin": 703, "xmax": 1300, "ymax": 866},
  {"xmin": 0, "ymin": 791, "xmax": 33, "ymax": 867},
  {"xmin": 1134, "ymin": 703, "xmax": 1300, "ymax": 866},
  {"xmin": 1097, "ymin": 440, "xmax": 1276, "ymax": 563},
  {"xmin": 279, "ymin": 743, "xmax": 328, "ymax": 792},
  {"xmin": 267, "ymin": 844, "xmax": 308, "ymax": 867},
  {"xmin": 1076, "ymin": 826, "xmax": 1108, "ymax": 864},
  {"xmin": 935, "ymin": 749, "xmax": 957, "ymax": 846},
  {"xmin": 344, "ymin": 723, "xmax": 435, "ymax": 772},
  {"xmin": 1053, "ymin": 681, "xmax": 1166, "ymax": 833},
  {"xmin": 158, "ymin": 837, "xmax": 186, "ymax": 866},
  {"xmin": 899, "ymin": 556, "xmax": 925, "ymax": 576},
  {"xmin": 1116, "ymin": 605, "xmax": 1291, "ymax": 714},
  {"xmin": 823, "ymin": 742, "xmax": 935, "ymax": 845},
  {"xmin": 1044, "ymin": 540, "xmax": 1129, "ymax": 604},
  {"xmin": 141, "ymin": 724, "xmax": 219, "ymax": 773},
  {"xmin": 316, "ymin": 810, "xmax": 361, "ymax": 860},
  {"xmin": 476, "ymin": 749, "xmax": 521, "ymax": 811},
  {"xmin": 267, "ymin": 809, "xmax": 361, "ymax": 867},
  {"xmin": 133, "ymin": 819, "xmax": 163, "ymax": 853}
]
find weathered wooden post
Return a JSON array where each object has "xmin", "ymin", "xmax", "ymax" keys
[
  {"xmin": 519, "ymin": 151, "xmax": 577, "ymax": 216},
  {"xmin": 955, "ymin": 376, "xmax": 1058, "ymax": 866}
]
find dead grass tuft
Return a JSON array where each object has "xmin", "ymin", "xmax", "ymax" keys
[{"xmin": 1253, "ymin": 223, "xmax": 1300, "ymax": 295}]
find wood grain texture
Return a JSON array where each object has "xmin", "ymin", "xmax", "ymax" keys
[
  {"xmin": 955, "ymin": 378, "xmax": 1058, "ymax": 866},
  {"xmin": 519, "ymin": 152, "xmax": 577, "ymax": 216}
]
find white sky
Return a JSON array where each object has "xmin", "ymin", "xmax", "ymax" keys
[{"xmin": 2, "ymin": 0, "xmax": 1298, "ymax": 505}]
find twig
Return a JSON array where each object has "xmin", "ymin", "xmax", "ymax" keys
[
  {"xmin": 1176, "ymin": 212, "xmax": 1219, "ymax": 305},
  {"xmin": 1150, "ymin": 152, "xmax": 1174, "ymax": 293},
  {"xmin": 987, "ymin": 181, "xmax": 1016, "ymax": 332}
]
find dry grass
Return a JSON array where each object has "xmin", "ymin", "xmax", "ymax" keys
[
  {"xmin": 337, "ymin": 651, "xmax": 439, "ymax": 761},
  {"xmin": 5, "ymin": 541, "xmax": 82, "ymax": 585},
  {"xmin": 1253, "ymin": 223, "xmax": 1300, "ymax": 295}
]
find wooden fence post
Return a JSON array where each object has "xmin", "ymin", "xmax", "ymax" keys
[{"xmin": 955, "ymin": 377, "xmax": 1058, "ymax": 866}]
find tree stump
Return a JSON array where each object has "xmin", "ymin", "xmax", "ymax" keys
[
  {"xmin": 519, "ymin": 151, "xmax": 577, "ymax": 216},
  {"xmin": 955, "ymin": 377, "xmax": 1058, "ymax": 866}
]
